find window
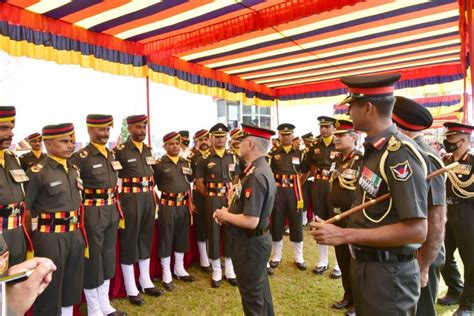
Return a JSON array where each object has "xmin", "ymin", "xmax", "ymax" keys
[{"xmin": 216, "ymin": 99, "xmax": 273, "ymax": 129}]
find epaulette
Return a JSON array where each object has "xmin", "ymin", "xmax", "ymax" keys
[{"xmin": 30, "ymin": 163, "xmax": 43, "ymax": 173}]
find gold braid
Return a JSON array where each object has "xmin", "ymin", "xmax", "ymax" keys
[{"xmin": 447, "ymin": 170, "xmax": 474, "ymax": 198}]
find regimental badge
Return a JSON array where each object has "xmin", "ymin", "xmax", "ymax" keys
[
  {"xmin": 0, "ymin": 251, "xmax": 9, "ymax": 275},
  {"xmin": 31, "ymin": 164, "xmax": 43, "ymax": 173},
  {"xmin": 110, "ymin": 161, "xmax": 122, "ymax": 170},
  {"xmin": 274, "ymin": 154, "xmax": 281, "ymax": 160},
  {"xmin": 245, "ymin": 188, "xmax": 252, "ymax": 199},
  {"xmin": 146, "ymin": 156, "xmax": 155, "ymax": 165},
  {"xmin": 79, "ymin": 150, "xmax": 88, "ymax": 158},
  {"xmin": 387, "ymin": 136, "xmax": 401, "ymax": 152},
  {"xmin": 292, "ymin": 157, "xmax": 300, "ymax": 165},
  {"xmin": 9, "ymin": 169, "xmax": 29, "ymax": 182},
  {"xmin": 359, "ymin": 167, "xmax": 383, "ymax": 197},
  {"xmin": 207, "ymin": 162, "xmax": 216, "ymax": 169},
  {"xmin": 453, "ymin": 163, "xmax": 472, "ymax": 175},
  {"xmin": 390, "ymin": 161, "xmax": 412, "ymax": 181}
]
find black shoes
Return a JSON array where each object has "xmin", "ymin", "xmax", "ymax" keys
[
  {"xmin": 312, "ymin": 265, "xmax": 329, "ymax": 275},
  {"xmin": 141, "ymin": 286, "xmax": 164, "ymax": 297},
  {"xmin": 161, "ymin": 281, "xmax": 175, "ymax": 291},
  {"xmin": 267, "ymin": 267, "xmax": 274, "ymax": 275},
  {"xmin": 269, "ymin": 260, "xmax": 280, "ymax": 268},
  {"xmin": 225, "ymin": 276, "xmax": 238, "ymax": 286},
  {"xmin": 127, "ymin": 294, "xmax": 145, "ymax": 306},
  {"xmin": 174, "ymin": 274, "xmax": 196, "ymax": 282},
  {"xmin": 294, "ymin": 261, "xmax": 307, "ymax": 271},
  {"xmin": 438, "ymin": 294, "xmax": 460, "ymax": 306},
  {"xmin": 201, "ymin": 265, "xmax": 213, "ymax": 273},
  {"xmin": 211, "ymin": 279, "xmax": 222, "ymax": 288},
  {"xmin": 331, "ymin": 299, "xmax": 353, "ymax": 310}
]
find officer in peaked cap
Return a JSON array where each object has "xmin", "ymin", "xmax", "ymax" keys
[
  {"xmin": 393, "ymin": 97, "xmax": 447, "ymax": 316},
  {"xmin": 306, "ymin": 116, "xmax": 340, "ymax": 276},
  {"xmin": 437, "ymin": 121, "xmax": 474, "ymax": 315},
  {"xmin": 69, "ymin": 114, "xmax": 126, "ymax": 316},
  {"xmin": 19, "ymin": 132, "xmax": 47, "ymax": 171},
  {"xmin": 195, "ymin": 123, "xmax": 241, "ymax": 288},
  {"xmin": 268, "ymin": 123, "xmax": 309, "ymax": 271},
  {"xmin": 311, "ymin": 73, "xmax": 430, "ymax": 316},
  {"xmin": 214, "ymin": 123, "xmax": 277, "ymax": 316}
]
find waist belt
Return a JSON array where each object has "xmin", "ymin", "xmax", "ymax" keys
[
  {"xmin": 83, "ymin": 188, "xmax": 116, "ymax": 206},
  {"xmin": 160, "ymin": 192, "xmax": 189, "ymax": 206},
  {"xmin": 315, "ymin": 168, "xmax": 329, "ymax": 180},
  {"xmin": 274, "ymin": 174, "xmax": 296, "ymax": 187},
  {"xmin": 0, "ymin": 203, "xmax": 22, "ymax": 230},
  {"xmin": 121, "ymin": 176, "xmax": 154, "ymax": 193},
  {"xmin": 206, "ymin": 182, "xmax": 230, "ymax": 196},
  {"xmin": 38, "ymin": 210, "xmax": 80, "ymax": 233},
  {"xmin": 349, "ymin": 245, "xmax": 417, "ymax": 263},
  {"xmin": 447, "ymin": 197, "xmax": 474, "ymax": 205},
  {"xmin": 231, "ymin": 226, "xmax": 269, "ymax": 238}
]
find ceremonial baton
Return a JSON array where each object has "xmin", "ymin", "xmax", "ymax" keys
[{"xmin": 324, "ymin": 162, "xmax": 459, "ymax": 224}]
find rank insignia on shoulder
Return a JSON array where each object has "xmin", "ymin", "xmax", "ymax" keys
[
  {"xmin": 79, "ymin": 150, "xmax": 88, "ymax": 158},
  {"xmin": 387, "ymin": 136, "xmax": 401, "ymax": 152},
  {"xmin": 31, "ymin": 164, "xmax": 43, "ymax": 173},
  {"xmin": 390, "ymin": 160, "xmax": 412, "ymax": 181},
  {"xmin": 245, "ymin": 188, "xmax": 252, "ymax": 199},
  {"xmin": 117, "ymin": 144, "xmax": 125, "ymax": 150}
]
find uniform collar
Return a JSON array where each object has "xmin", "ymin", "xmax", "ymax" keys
[
  {"xmin": 364, "ymin": 124, "xmax": 398, "ymax": 151},
  {"xmin": 126, "ymin": 137, "xmax": 146, "ymax": 152},
  {"xmin": 162, "ymin": 154, "xmax": 182, "ymax": 164},
  {"xmin": 46, "ymin": 155, "xmax": 70, "ymax": 171},
  {"xmin": 88, "ymin": 142, "xmax": 109, "ymax": 157}
]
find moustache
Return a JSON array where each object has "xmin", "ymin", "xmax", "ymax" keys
[{"xmin": 0, "ymin": 137, "xmax": 12, "ymax": 143}]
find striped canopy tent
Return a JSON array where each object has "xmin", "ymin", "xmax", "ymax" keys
[{"xmin": 0, "ymin": 0, "xmax": 472, "ymax": 123}]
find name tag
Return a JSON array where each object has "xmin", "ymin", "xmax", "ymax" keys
[
  {"xmin": 228, "ymin": 164, "xmax": 235, "ymax": 172},
  {"xmin": 49, "ymin": 180, "xmax": 62, "ymax": 187},
  {"xmin": 359, "ymin": 167, "xmax": 382, "ymax": 197},
  {"xmin": 111, "ymin": 161, "xmax": 122, "ymax": 170},
  {"xmin": 9, "ymin": 169, "xmax": 29, "ymax": 183},
  {"xmin": 182, "ymin": 167, "xmax": 192, "ymax": 175},
  {"xmin": 92, "ymin": 164, "xmax": 103, "ymax": 169},
  {"xmin": 127, "ymin": 158, "xmax": 137, "ymax": 163},
  {"xmin": 292, "ymin": 157, "xmax": 300, "ymax": 165},
  {"xmin": 146, "ymin": 157, "xmax": 156, "ymax": 165}
]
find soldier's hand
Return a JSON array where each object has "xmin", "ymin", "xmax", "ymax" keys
[
  {"xmin": 418, "ymin": 260, "xmax": 429, "ymax": 288},
  {"xmin": 213, "ymin": 207, "xmax": 228, "ymax": 225},
  {"xmin": 191, "ymin": 203, "xmax": 198, "ymax": 214},
  {"xmin": 310, "ymin": 217, "xmax": 346, "ymax": 246}
]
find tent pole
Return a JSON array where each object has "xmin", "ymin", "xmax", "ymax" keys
[
  {"xmin": 275, "ymin": 98, "xmax": 280, "ymax": 127},
  {"xmin": 146, "ymin": 76, "xmax": 151, "ymax": 145}
]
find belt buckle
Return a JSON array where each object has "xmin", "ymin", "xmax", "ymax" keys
[
  {"xmin": 108, "ymin": 192, "xmax": 115, "ymax": 199},
  {"xmin": 176, "ymin": 196, "xmax": 184, "ymax": 202},
  {"xmin": 218, "ymin": 187, "xmax": 226, "ymax": 194},
  {"xmin": 377, "ymin": 250, "xmax": 390, "ymax": 262},
  {"xmin": 282, "ymin": 179, "xmax": 290, "ymax": 185},
  {"xmin": 69, "ymin": 216, "xmax": 78, "ymax": 224},
  {"xmin": 142, "ymin": 180, "xmax": 149, "ymax": 187}
]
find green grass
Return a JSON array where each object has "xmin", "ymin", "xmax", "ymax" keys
[{"xmin": 97, "ymin": 227, "xmax": 461, "ymax": 315}]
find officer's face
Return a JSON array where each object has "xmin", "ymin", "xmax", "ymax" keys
[
  {"xmin": 292, "ymin": 138, "xmax": 301, "ymax": 150},
  {"xmin": 29, "ymin": 138, "xmax": 42, "ymax": 151},
  {"xmin": 348, "ymin": 100, "xmax": 367, "ymax": 131},
  {"xmin": 164, "ymin": 139, "xmax": 181, "ymax": 156},
  {"xmin": 212, "ymin": 135, "xmax": 227, "ymax": 149},
  {"xmin": 240, "ymin": 137, "xmax": 252, "ymax": 162},
  {"xmin": 319, "ymin": 125, "xmax": 334, "ymax": 138},
  {"xmin": 0, "ymin": 121, "xmax": 14, "ymax": 150},
  {"xmin": 335, "ymin": 133, "xmax": 356, "ymax": 151},
  {"xmin": 89, "ymin": 126, "xmax": 110, "ymax": 145},
  {"xmin": 45, "ymin": 135, "xmax": 75, "ymax": 159},
  {"xmin": 279, "ymin": 132, "xmax": 293, "ymax": 146},
  {"xmin": 128, "ymin": 122, "xmax": 147, "ymax": 142},
  {"xmin": 196, "ymin": 136, "xmax": 209, "ymax": 151}
]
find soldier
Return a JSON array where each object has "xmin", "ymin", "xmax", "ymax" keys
[
  {"xmin": 214, "ymin": 123, "xmax": 277, "ymax": 316},
  {"xmin": 292, "ymin": 136, "xmax": 302, "ymax": 151},
  {"xmin": 311, "ymin": 74, "xmax": 429, "ymax": 315},
  {"xmin": 69, "ymin": 115, "xmax": 126, "ymax": 316},
  {"xmin": 438, "ymin": 122, "xmax": 474, "ymax": 315},
  {"xmin": 271, "ymin": 138, "xmax": 280, "ymax": 150},
  {"xmin": 307, "ymin": 116, "xmax": 341, "ymax": 277},
  {"xmin": 113, "ymin": 114, "xmax": 163, "ymax": 306},
  {"xmin": 268, "ymin": 123, "xmax": 309, "ymax": 271},
  {"xmin": 19, "ymin": 132, "xmax": 47, "ymax": 170},
  {"xmin": 328, "ymin": 120, "xmax": 362, "ymax": 313},
  {"xmin": 179, "ymin": 130, "xmax": 191, "ymax": 159},
  {"xmin": 0, "ymin": 106, "xmax": 31, "ymax": 267},
  {"xmin": 188, "ymin": 129, "xmax": 212, "ymax": 272},
  {"xmin": 25, "ymin": 123, "xmax": 87, "ymax": 316},
  {"xmin": 229, "ymin": 128, "xmax": 243, "ymax": 156},
  {"xmin": 195, "ymin": 123, "xmax": 241, "ymax": 288},
  {"xmin": 301, "ymin": 132, "xmax": 314, "ymax": 225},
  {"xmin": 392, "ymin": 97, "xmax": 447, "ymax": 316},
  {"xmin": 154, "ymin": 131, "xmax": 195, "ymax": 291}
]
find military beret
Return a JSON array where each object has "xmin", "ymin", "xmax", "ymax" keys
[
  {"xmin": 42, "ymin": 123, "xmax": 75, "ymax": 140},
  {"xmin": 317, "ymin": 116, "xmax": 336, "ymax": 126},
  {"xmin": 163, "ymin": 131, "xmax": 180, "ymax": 143},
  {"xmin": 0, "ymin": 106, "xmax": 16, "ymax": 123},
  {"xmin": 339, "ymin": 73, "xmax": 401, "ymax": 104},
  {"xmin": 26, "ymin": 132, "xmax": 42, "ymax": 141},
  {"xmin": 210, "ymin": 123, "xmax": 229, "ymax": 136},
  {"xmin": 179, "ymin": 130, "xmax": 189, "ymax": 137},
  {"xmin": 333, "ymin": 119, "xmax": 355, "ymax": 135},
  {"xmin": 277, "ymin": 123, "xmax": 295, "ymax": 135},
  {"xmin": 392, "ymin": 96, "xmax": 433, "ymax": 132},
  {"xmin": 443, "ymin": 122, "xmax": 474, "ymax": 136},
  {"xmin": 230, "ymin": 128, "xmax": 244, "ymax": 140},
  {"xmin": 193, "ymin": 129, "xmax": 209, "ymax": 140},
  {"xmin": 87, "ymin": 114, "xmax": 114, "ymax": 127},
  {"xmin": 239, "ymin": 124, "xmax": 275, "ymax": 140},
  {"xmin": 126, "ymin": 114, "xmax": 148, "ymax": 125}
]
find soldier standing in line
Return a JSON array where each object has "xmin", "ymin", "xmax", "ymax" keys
[
  {"xmin": 25, "ymin": 123, "xmax": 86, "ymax": 316},
  {"xmin": 19, "ymin": 132, "xmax": 47, "ymax": 170},
  {"xmin": 179, "ymin": 130, "xmax": 191, "ymax": 159},
  {"xmin": 113, "ymin": 114, "xmax": 163, "ymax": 306},
  {"xmin": 301, "ymin": 132, "xmax": 314, "ymax": 226},
  {"xmin": 268, "ymin": 123, "xmax": 309, "ymax": 271},
  {"xmin": 188, "ymin": 129, "xmax": 212, "ymax": 273},
  {"xmin": 154, "ymin": 131, "xmax": 196, "ymax": 291},
  {"xmin": 195, "ymin": 123, "xmax": 241, "ymax": 288},
  {"xmin": 438, "ymin": 122, "xmax": 474, "ymax": 316},
  {"xmin": 70, "ymin": 114, "xmax": 127, "ymax": 316},
  {"xmin": 312, "ymin": 74, "xmax": 430, "ymax": 315},
  {"xmin": 307, "ymin": 116, "xmax": 341, "ymax": 278},
  {"xmin": 328, "ymin": 120, "xmax": 362, "ymax": 314},
  {"xmin": 0, "ymin": 106, "xmax": 31, "ymax": 267}
]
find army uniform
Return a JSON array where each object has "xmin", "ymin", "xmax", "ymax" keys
[
  {"xmin": 440, "ymin": 123, "xmax": 474, "ymax": 313},
  {"xmin": 195, "ymin": 123, "xmax": 241, "ymax": 286},
  {"xmin": 339, "ymin": 75, "xmax": 428, "ymax": 316},
  {"xmin": 19, "ymin": 132, "xmax": 47, "ymax": 171},
  {"xmin": 268, "ymin": 123, "xmax": 308, "ymax": 269},
  {"xmin": 69, "ymin": 114, "xmax": 126, "ymax": 316},
  {"xmin": 227, "ymin": 124, "xmax": 276, "ymax": 316},
  {"xmin": 154, "ymin": 131, "xmax": 195, "ymax": 289},
  {"xmin": 25, "ymin": 123, "xmax": 86, "ymax": 316},
  {"xmin": 328, "ymin": 120, "xmax": 363, "ymax": 310},
  {"xmin": 301, "ymin": 132, "xmax": 314, "ymax": 224},
  {"xmin": 113, "ymin": 114, "xmax": 161, "ymax": 303}
]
